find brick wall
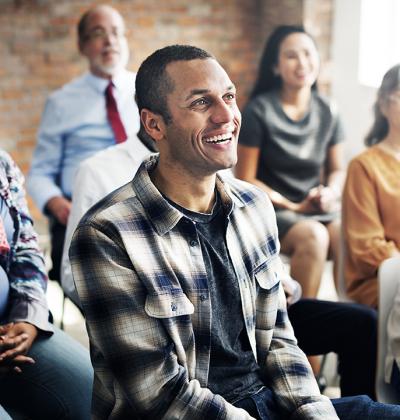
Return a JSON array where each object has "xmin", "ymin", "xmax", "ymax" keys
[
  {"xmin": 303, "ymin": 0, "xmax": 335, "ymax": 92},
  {"xmin": 0, "ymin": 0, "xmax": 333, "ymax": 229}
]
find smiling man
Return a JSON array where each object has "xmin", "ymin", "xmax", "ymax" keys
[
  {"xmin": 28, "ymin": 4, "xmax": 139, "ymax": 283},
  {"xmin": 69, "ymin": 45, "xmax": 400, "ymax": 419}
]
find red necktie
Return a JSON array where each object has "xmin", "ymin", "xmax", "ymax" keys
[
  {"xmin": 105, "ymin": 82, "xmax": 127, "ymax": 143},
  {"xmin": 0, "ymin": 217, "xmax": 10, "ymax": 256}
]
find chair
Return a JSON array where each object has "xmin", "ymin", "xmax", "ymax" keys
[
  {"xmin": 39, "ymin": 233, "xmax": 67, "ymax": 330},
  {"xmin": 336, "ymin": 232, "xmax": 354, "ymax": 303},
  {"xmin": 376, "ymin": 257, "xmax": 400, "ymax": 403}
]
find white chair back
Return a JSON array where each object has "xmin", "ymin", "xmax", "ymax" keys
[{"xmin": 376, "ymin": 257, "xmax": 400, "ymax": 403}]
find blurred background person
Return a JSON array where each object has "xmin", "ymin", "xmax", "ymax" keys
[
  {"xmin": 27, "ymin": 5, "xmax": 139, "ymax": 285},
  {"xmin": 236, "ymin": 25, "xmax": 345, "ymax": 298},
  {"xmin": 61, "ymin": 135, "xmax": 153, "ymax": 306},
  {"xmin": 342, "ymin": 63, "xmax": 400, "ymax": 398},
  {"xmin": 342, "ymin": 64, "xmax": 400, "ymax": 307}
]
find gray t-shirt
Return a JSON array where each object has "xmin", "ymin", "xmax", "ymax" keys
[
  {"xmin": 165, "ymin": 193, "xmax": 263, "ymax": 403},
  {"xmin": 239, "ymin": 90, "xmax": 345, "ymax": 203}
]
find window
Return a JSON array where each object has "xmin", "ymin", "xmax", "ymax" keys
[{"xmin": 359, "ymin": 0, "xmax": 400, "ymax": 87}]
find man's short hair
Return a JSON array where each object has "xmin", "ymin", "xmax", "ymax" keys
[
  {"xmin": 135, "ymin": 45, "xmax": 214, "ymax": 124},
  {"xmin": 77, "ymin": 9, "xmax": 92, "ymax": 46}
]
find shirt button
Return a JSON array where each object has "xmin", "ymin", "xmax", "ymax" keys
[
  {"xmin": 200, "ymin": 294, "xmax": 207, "ymax": 301},
  {"xmin": 189, "ymin": 240, "xmax": 198, "ymax": 247}
]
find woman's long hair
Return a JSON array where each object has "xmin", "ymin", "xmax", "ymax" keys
[
  {"xmin": 250, "ymin": 25, "xmax": 318, "ymax": 99},
  {"xmin": 365, "ymin": 64, "xmax": 400, "ymax": 146}
]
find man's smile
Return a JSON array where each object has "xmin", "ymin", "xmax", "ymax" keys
[{"xmin": 203, "ymin": 132, "xmax": 233, "ymax": 144}]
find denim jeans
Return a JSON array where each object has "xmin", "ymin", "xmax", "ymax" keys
[
  {"xmin": 331, "ymin": 395, "xmax": 400, "ymax": 419},
  {"xmin": 0, "ymin": 326, "xmax": 93, "ymax": 419},
  {"xmin": 234, "ymin": 387, "xmax": 281, "ymax": 419},
  {"xmin": 234, "ymin": 387, "xmax": 400, "ymax": 419},
  {"xmin": 0, "ymin": 265, "xmax": 9, "ymax": 319},
  {"xmin": 0, "ymin": 404, "xmax": 12, "ymax": 420}
]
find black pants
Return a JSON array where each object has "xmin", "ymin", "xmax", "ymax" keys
[
  {"xmin": 288, "ymin": 298, "xmax": 377, "ymax": 399},
  {"xmin": 48, "ymin": 216, "xmax": 66, "ymax": 283}
]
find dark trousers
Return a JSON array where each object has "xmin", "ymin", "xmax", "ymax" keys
[
  {"xmin": 48, "ymin": 216, "xmax": 66, "ymax": 283},
  {"xmin": 288, "ymin": 298, "xmax": 377, "ymax": 399},
  {"xmin": 390, "ymin": 361, "xmax": 400, "ymax": 393}
]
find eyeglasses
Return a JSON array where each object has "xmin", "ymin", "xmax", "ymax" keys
[
  {"xmin": 84, "ymin": 28, "xmax": 125, "ymax": 42},
  {"xmin": 387, "ymin": 95, "xmax": 400, "ymax": 106}
]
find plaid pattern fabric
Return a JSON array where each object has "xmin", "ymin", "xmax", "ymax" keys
[
  {"xmin": 0, "ymin": 151, "xmax": 51, "ymax": 332},
  {"xmin": 70, "ymin": 155, "xmax": 338, "ymax": 420}
]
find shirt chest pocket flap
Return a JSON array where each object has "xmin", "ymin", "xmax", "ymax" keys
[
  {"xmin": 254, "ymin": 262, "xmax": 280, "ymax": 292},
  {"xmin": 254, "ymin": 262, "xmax": 281, "ymax": 331},
  {"xmin": 145, "ymin": 290, "xmax": 195, "ymax": 318}
]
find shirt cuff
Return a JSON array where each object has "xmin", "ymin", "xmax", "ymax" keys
[{"xmin": 8, "ymin": 297, "xmax": 54, "ymax": 335}]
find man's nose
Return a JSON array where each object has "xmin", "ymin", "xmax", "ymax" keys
[
  {"xmin": 103, "ymin": 32, "xmax": 118, "ymax": 45},
  {"xmin": 211, "ymin": 99, "xmax": 234, "ymax": 124}
]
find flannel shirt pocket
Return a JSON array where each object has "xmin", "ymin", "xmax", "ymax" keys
[
  {"xmin": 254, "ymin": 263, "xmax": 280, "ymax": 333},
  {"xmin": 145, "ymin": 290, "xmax": 194, "ymax": 318}
]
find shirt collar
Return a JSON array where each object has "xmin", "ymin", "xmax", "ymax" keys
[
  {"xmin": 112, "ymin": 68, "xmax": 133, "ymax": 92},
  {"xmin": 133, "ymin": 155, "xmax": 245, "ymax": 236},
  {"xmin": 85, "ymin": 68, "xmax": 131, "ymax": 93},
  {"xmin": 123, "ymin": 135, "xmax": 151, "ymax": 161}
]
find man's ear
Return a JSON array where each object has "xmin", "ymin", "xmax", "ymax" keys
[
  {"xmin": 140, "ymin": 109, "xmax": 165, "ymax": 142},
  {"xmin": 78, "ymin": 40, "xmax": 86, "ymax": 56}
]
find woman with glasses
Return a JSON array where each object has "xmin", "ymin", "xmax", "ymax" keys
[
  {"xmin": 343, "ymin": 65, "xmax": 400, "ymax": 307},
  {"xmin": 343, "ymin": 64, "xmax": 400, "ymax": 308},
  {"xmin": 343, "ymin": 63, "xmax": 400, "ymax": 396}
]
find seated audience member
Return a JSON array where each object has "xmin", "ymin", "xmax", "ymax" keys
[
  {"xmin": 0, "ymin": 150, "xmax": 93, "ymax": 419},
  {"xmin": 70, "ymin": 44, "xmax": 400, "ymax": 419},
  {"xmin": 61, "ymin": 135, "xmax": 153, "ymax": 306},
  {"xmin": 342, "ymin": 64, "xmax": 400, "ymax": 307},
  {"xmin": 236, "ymin": 25, "xmax": 345, "ymax": 298},
  {"xmin": 60, "ymin": 127, "xmax": 377, "ymax": 399},
  {"xmin": 27, "ymin": 5, "xmax": 139, "ymax": 284},
  {"xmin": 342, "ymin": 64, "xmax": 400, "ymax": 394}
]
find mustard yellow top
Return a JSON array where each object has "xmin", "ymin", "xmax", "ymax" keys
[{"xmin": 342, "ymin": 145, "xmax": 400, "ymax": 307}]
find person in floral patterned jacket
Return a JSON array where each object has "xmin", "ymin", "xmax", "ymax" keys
[{"xmin": 0, "ymin": 150, "xmax": 93, "ymax": 420}]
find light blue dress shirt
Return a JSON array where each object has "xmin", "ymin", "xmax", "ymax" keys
[{"xmin": 27, "ymin": 69, "xmax": 140, "ymax": 212}]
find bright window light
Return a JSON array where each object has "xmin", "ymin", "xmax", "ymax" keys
[{"xmin": 359, "ymin": 0, "xmax": 400, "ymax": 87}]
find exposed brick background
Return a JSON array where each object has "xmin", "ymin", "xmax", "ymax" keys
[{"xmin": 0, "ymin": 0, "xmax": 333, "ymax": 231}]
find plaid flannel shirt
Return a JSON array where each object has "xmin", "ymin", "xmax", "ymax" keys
[
  {"xmin": 0, "ymin": 151, "xmax": 51, "ymax": 332},
  {"xmin": 70, "ymin": 154, "xmax": 337, "ymax": 419}
]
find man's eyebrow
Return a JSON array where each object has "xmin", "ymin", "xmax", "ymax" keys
[
  {"xmin": 86, "ymin": 24, "xmax": 104, "ymax": 33},
  {"xmin": 185, "ymin": 89, "xmax": 210, "ymax": 101},
  {"xmin": 185, "ymin": 85, "xmax": 236, "ymax": 101}
]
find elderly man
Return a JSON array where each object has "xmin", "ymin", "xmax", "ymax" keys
[
  {"xmin": 70, "ymin": 45, "xmax": 400, "ymax": 419},
  {"xmin": 28, "ymin": 5, "xmax": 139, "ymax": 282}
]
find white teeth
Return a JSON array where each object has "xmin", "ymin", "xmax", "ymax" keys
[{"xmin": 204, "ymin": 132, "xmax": 232, "ymax": 144}]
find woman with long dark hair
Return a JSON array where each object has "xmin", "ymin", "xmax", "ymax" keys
[{"xmin": 236, "ymin": 25, "xmax": 345, "ymax": 298}]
